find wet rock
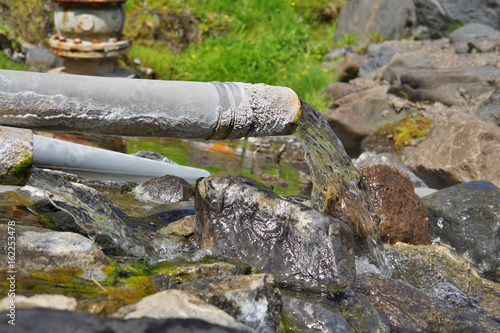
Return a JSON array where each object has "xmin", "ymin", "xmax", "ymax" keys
[
  {"xmin": 195, "ymin": 175, "xmax": 356, "ymax": 292},
  {"xmin": 359, "ymin": 164, "xmax": 431, "ymax": 245},
  {"xmin": 281, "ymin": 296, "xmax": 352, "ymax": 333},
  {"xmin": 146, "ymin": 201, "xmax": 196, "ymax": 229},
  {"xmin": 322, "ymin": 82, "xmax": 358, "ymax": 102},
  {"xmin": 0, "ymin": 224, "xmax": 108, "ymax": 281},
  {"xmin": 385, "ymin": 242, "xmax": 492, "ymax": 293},
  {"xmin": 387, "ymin": 66, "xmax": 500, "ymax": 106},
  {"xmin": 336, "ymin": 290, "xmax": 392, "ymax": 332},
  {"xmin": 422, "ymin": 181, "xmax": 500, "ymax": 282},
  {"xmin": 0, "ymin": 308, "xmax": 242, "ymax": 333},
  {"xmin": 155, "ymin": 215, "xmax": 195, "ymax": 242},
  {"xmin": 322, "ymin": 86, "xmax": 416, "ymax": 156},
  {"xmin": 0, "ymin": 126, "xmax": 33, "ymax": 186},
  {"xmin": 148, "ymin": 274, "xmax": 178, "ymax": 292},
  {"xmin": 152, "ymin": 261, "xmax": 251, "ymax": 283},
  {"xmin": 180, "ymin": 274, "xmax": 281, "ymax": 333},
  {"xmin": 337, "ymin": 52, "xmax": 368, "ymax": 82},
  {"xmin": 133, "ymin": 174, "xmax": 194, "ymax": 204},
  {"xmin": 17, "ymin": 168, "xmax": 148, "ymax": 256},
  {"xmin": 427, "ymin": 282, "xmax": 479, "ymax": 309},
  {"xmin": 0, "ymin": 294, "xmax": 77, "ymax": 311},
  {"xmin": 356, "ymin": 274, "xmax": 439, "ymax": 331},
  {"xmin": 413, "ymin": 0, "xmax": 500, "ymax": 39},
  {"xmin": 475, "ymin": 84, "xmax": 500, "ymax": 126},
  {"xmin": 132, "ymin": 150, "xmax": 178, "ymax": 164},
  {"xmin": 404, "ymin": 111, "xmax": 500, "ymax": 189},
  {"xmin": 111, "ymin": 289, "xmax": 253, "ymax": 332},
  {"xmin": 354, "ymin": 151, "xmax": 428, "ymax": 188},
  {"xmin": 450, "ymin": 23, "xmax": 500, "ymax": 53},
  {"xmin": 335, "ymin": 0, "xmax": 416, "ymax": 41}
]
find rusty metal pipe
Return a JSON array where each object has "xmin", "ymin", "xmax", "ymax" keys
[{"xmin": 0, "ymin": 70, "xmax": 302, "ymax": 139}]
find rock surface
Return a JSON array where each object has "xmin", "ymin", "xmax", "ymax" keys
[
  {"xmin": 132, "ymin": 174, "xmax": 195, "ymax": 204},
  {"xmin": 359, "ymin": 164, "xmax": 431, "ymax": 245},
  {"xmin": 404, "ymin": 111, "xmax": 500, "ymax": 188},
  {"xmin": 422, "ymin": 181, "xmax": 500, "ymax": 282},
  {"xmin": 195, "ymin": 175, "xmax": 356, "ymax": 291},
  {"xmin": 0, "ymin": 224, "xmax": 108, "ymax": 281},
  {"xmin": 111, "ymin": 289, "xmax": 253, "ymax": 332},
  {"xmin": 335, "ymin": 0, "xmax": 416, "ymax": 41},
  {"xmin": 180, "ymin": 274, "xmax": 281, "ymax": 333},
  {"xmin": 0, "ymin": 294, "xmax": 77, "ymax": 311}
]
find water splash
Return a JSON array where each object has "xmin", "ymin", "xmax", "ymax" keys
[{"xmin": 296, "ymin": 101, "xmax": 391, "ymax": 276}]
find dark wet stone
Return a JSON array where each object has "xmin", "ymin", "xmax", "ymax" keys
[
  {"xmin": 0, "ymin": 308, "xmax": 241, "ymax": 333},
  {"xmin": 180, "ymin": 274, "xmax": 281, "ymax": 333},
  {"xmin": 281, "ymin": 296, "xmax": 352, "ymax": 333},
  {"xmin": 133, "ymin": 174, "xmax": 195, "ymax": 204},
  {"xmin": 427, "ymin": 282, "xmax": 480, "ymax": 309},
  {"xmin": 152, "ymin": 261, "xmax": 252, "ymax": 283},
  {"xmin": 149, "ymin": 274, "xmax": 178, "ymax": 292},
  {"xmin": 422, "ymin": 181, "xmax": 500, "ymax": 282},
  {"xmin": 147, "ymin": 201, "xmax": 196, "ymax": 227},
  {"xmin": 17, "ymin": 168, "xmax": 148, "ymax": 256},
  {"xmin": 359, "ymin": 164, "xmax": 431, "ymax": 245},
  {"xmin": 195, "ymin": 175, "xmax": 356, "ymax": 292}
]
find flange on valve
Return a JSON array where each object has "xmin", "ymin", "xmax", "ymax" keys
[{"xmin": 49, "ymin": 0, "xmax": 130, "ymax": 76}]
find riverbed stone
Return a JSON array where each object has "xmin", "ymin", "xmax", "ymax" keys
[
  {"xmin": 335, "ymin": 0, "xmax": 416, "ymax": 41},
  {"xmin": 0, "ymin": 224, "xmax": 108, "ymax": 281},
  {"xmin": 322, "ymin": 82, "xmax": 358, "ymax": 102},
  {"xmin": 0, "ymin": 126, "xmax": 33, "ymax": 186},
  {"xmin": 387, "ymin": 66, "xmax": 500, "ymax": 106},
  {"xmin": 111, "ymin": 289, "xmax": 253, "ymax": 332},
  {"xmin": 195, "ymin": 175, "xmax": 356, "ymax": 292},
  {"xmin": 475, "ymin": 84, "xmax": 500, "ymax": 126},
  {"xmin": 17, "ymin": 168, "xmax": 148, "ymax": 256},
  {"xmin": 0, "ymin": 308, "xmax": 242, "ymax": 333},
  {"xmin": 132, "ymin": 174, "xmax": 194, "ymax": 204},
  {"xmin": 337, "ymin": 52, "xmax": 368, "ymax": 82},
  {"xmin": 281, "ymin": 296, "xmax": 352, "ymax": 333},
  {"xmin": 0, "ymin": 294, "xmax": 77, "ymax": 311},
  {"xmin": 180, "ymin": 274, "xmax": 281, "ymax": 333},
  {"xmin": 450, "ymin": 23, "xmax": 500, "ymax": 53},
  {"xmin": 422, "ymin": 181, "xmax": 500, "ymax": 282},
  {"xmin": 359, "ymin": 164, "xmax": 431, "ymax": 245},
  {"xmin": 152, "ymin": 261, "xmax": 251, "ymax": 283},
  {"xmin": 403, "ymin": 111, "xmax": 500, "ymax": 189},
  {"xmin": 322, "ymin": 86, "xmax": 416, "ymax": 156}
]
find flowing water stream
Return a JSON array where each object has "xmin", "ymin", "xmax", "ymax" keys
[{"xmin": 296, "ymin": 101, "xmax": 391, "ymax": 276}]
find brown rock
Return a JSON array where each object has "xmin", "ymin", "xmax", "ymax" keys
[
  {"xmin": 337, "ymin": 52, "xmax": 368, "ymax": 82},
  {"xmin": 322, "ymin": 86, "xmax": 416, "ymax": 156},
  {"xmin": 359, "ymin": 164, "xmax": 431, "ymax": 245},
  {"xmin": 404, "ymin": 111, "xmax": 500, "ymax": 188},
  {"xmin": 322, "ymin": 82, "xmax": 358, "ymax": 102}
]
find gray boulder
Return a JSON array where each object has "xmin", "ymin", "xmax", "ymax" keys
[
  {"xmin": 422, "ymin": 181, "xmax": 500, "ymax": 282},
  {"xmin": 413, "ymin": 0, "xmax": 500, "ymax": 39},
  {"xmin": 194, "ymin": 175, "xmax": 356, "ymax": 292},
  {"xmin": 335, "ymin": 0, "xmax": 416, "ymax": 41},
  {"xmin": 133, "ymin": 174, "xmax": 194, "ymax": 204},
  {"xmin": 475, "ymin": 84, "xmax": 500, "ymax": 126},
  {"xmin": 180, "ymin": 274, "xmax": 281, "ymax": 333},
  {"xmin": 450, "ymin": 23, "xmax": 500, "ymax": 53}
]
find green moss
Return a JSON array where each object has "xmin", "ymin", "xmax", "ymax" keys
[{"xmin": 376, "ymin": 114, "xmax": 434, "ymax": 150}]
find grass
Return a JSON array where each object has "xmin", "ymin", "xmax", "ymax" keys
[{"xmin": 124, "ymin": 0, "xmax": 342, "ymax": 110}]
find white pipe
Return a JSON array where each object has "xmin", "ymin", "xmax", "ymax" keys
[{"xmin": 33, "ymin": 135, "xmax": 209, "ymax": 184}]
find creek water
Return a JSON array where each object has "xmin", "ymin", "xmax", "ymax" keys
[{"xmin": 296, "ymin": 102, "xmax": 391, "ymax": 276}]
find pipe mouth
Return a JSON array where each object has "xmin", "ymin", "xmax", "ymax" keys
[{"xmin": 210, "ymin": 82, "xmax": 302, "ymax": 139}]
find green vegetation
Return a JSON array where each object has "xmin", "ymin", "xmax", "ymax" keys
[
  {"xmin": 124, "ymin": 0, "xmax": 345, "ymax": 110},
  {"xmin": 376, "ymin": 114, "xmax": 434, "ymax": 150}
]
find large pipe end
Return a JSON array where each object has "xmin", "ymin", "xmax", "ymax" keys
[{"xmin": 211, "ymin": 82, "xmax": 302, "ymax": 139}]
